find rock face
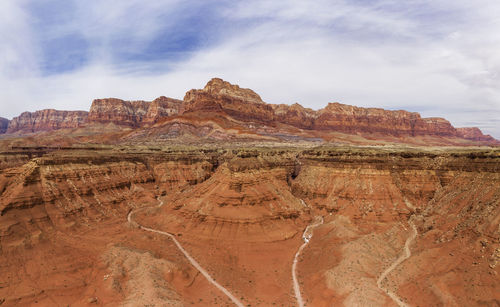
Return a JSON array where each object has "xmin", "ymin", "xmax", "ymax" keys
[
  {"xmin": 272, "ymin": 103, "xmax": 317, "ymax": 129},
  {"xmin": 313, "ymin": 103, "xmax": 457, "ymax": 137},
  {"xmin": 456, "ymin": 127, "xmax": 496, "ymax": 142},
  {"xmin": 4, "ymin": 78, "xmax": 498, "ymax": 145},
  {"xmin": 88, "ymin": 98, "xmax": 151, "ymax": 127},
  {"xmin": 181, "ymin": 79, "xmax": 496, "ymax": 143},
  {"xmin": 6, "ymin": 109, "xmax": 88, "ymax": 134},
  {"xmin": 141, "ymin": 150, "xmax": 304, "ymax": 242},
  {"xmin": 0, "ymin": 117, "xmax": 9, "ymax": 134},
  {"xmin": 0, "ymin": 146, "xmax": 498, "ymax": 306},
  {"xmin": 88, "ymin": 97, "xmax": 182, "ymax": 126},
  {"xmin": 202, "ymin": 77, "xmax": 263, "ymax": 103},
  {"xmin": 143, "ymin": 96, "xmax": 183, "ymax": 124},
  {"xmin": 184, "ymin": 78, "xmax": 275, "ymax": 123}
]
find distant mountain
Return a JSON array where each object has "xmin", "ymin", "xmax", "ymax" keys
[{"xmin": 1, "ymin": 78, "xmax": 498, "ymax": 146}]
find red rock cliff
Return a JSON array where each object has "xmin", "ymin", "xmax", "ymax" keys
[
  {"xmin": 143, "ymin": 96, "xmax": 183, "ymax": 124},
  {"xmin": 180, "ymin": 79, "xmax": 497, "ymax": 143},
  {"xmin": 183, "ymin": 78, "xmax": 275, "ymax": 123},
  {"xmin": 271, "ymin": 103, "xmax": 317, "ymax": 129},
  {"xmin": 88, "ymin": 98, "xmax": 151, "ymax": 127},
  {"xmin": 456, "ymin": 127, "xmax": 496, "ymax": 142},
  {"xmin": 313, "ymin": 103, "xmax": 458, "ymax": 137},
  {"xmin": 6, "ymin": 109, "xmax": 88, "ymax": 134}
]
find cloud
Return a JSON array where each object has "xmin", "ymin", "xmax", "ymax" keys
[{"xmin": 0, "ymin": 0, "xmax": 499, "ymax": 138}]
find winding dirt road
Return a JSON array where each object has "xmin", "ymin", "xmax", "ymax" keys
[
  {"xmin": 127, "ymin": 199, "xmax": 245, "ymax": 307},
  {"xmin": 377, "ymin": 219, "xmax": 418, "ymax": 307},
  {"xmin": 292, "ymin": 216, "xmax": 324, "ymax": 307}
]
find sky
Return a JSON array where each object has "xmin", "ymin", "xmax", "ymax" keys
[{"xmin": 1, "ymin": 0, "xmax": 499, "ymax": 138}]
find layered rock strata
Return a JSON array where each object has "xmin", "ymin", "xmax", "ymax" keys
[
  {"xmin": 87, "ymin": 99, "xmax": 150, "ymax": 127},
  {"xmin": 0, "ymin": 117, "xmax": 9, "ymax": 134},
  {"xmin": 6, "ymin": 110, "xmax": 88, "ymax": 134},
  {"xmin": 457, "ymin": 127, "xmax": 497, "ymax": 142},
  {"xmin": 0, "ymin": 146, "xmax": 498, "ymax": 306},
  {"xmin": 4, "ymin": 78, "xmax": 498, "ymax": 145}
]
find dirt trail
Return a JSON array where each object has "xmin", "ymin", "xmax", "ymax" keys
[
  {"xmin": 377, "ymin": 219, "xmax": 418, "ymax": 307},
  {"xmin": 127, "ymin": 199, "xmax": 245, "ymax": 307},
  {"xmin": 292, "ymin": 215, "xmax": 324, "ymax": 307}
]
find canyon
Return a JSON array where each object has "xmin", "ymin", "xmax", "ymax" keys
[
  {"xmin": 0, "ymin": 145, "xmax": 498, "ymax": 306},
  {"xmin": 0, "ymin": 78, "xmax": 499, "ymax": 306}
]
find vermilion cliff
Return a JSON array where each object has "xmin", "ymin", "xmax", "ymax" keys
[
  {"xmin": 0, "ymin": 78, "xmax": 497, "ymax": 146},
  {"xmin": 457, "ymin": 127, "xmax": 497, "ymax": 142},
  {"xmin": 6, "ymin": 109, "xmax": 88, "ymax": 134}
]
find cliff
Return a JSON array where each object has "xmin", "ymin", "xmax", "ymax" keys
[
  {"xmin": 181, "ymin": 79, "xmax": 494, "ymax": 142},
  {"xmin": 0, "ymin": 117, "xmax": 9, "ymax": 134},
  {"xmin": 0, "ymin": 146, "xmax": 498, "ymax": 305},
  {"xmin": 143, "ymin": 96, "xmax": 183, "ymax": 124},
  {"xmin": 313, "ymin": 103, "xmax": 458, "ymax": 137},
  {"xmin": 3, "ymin": 78, "xmax": 497, "ymax": 145},
  {"xmin": 87, "ymin": 98, "xmax": 150, "ymax": 127},
  {"xmin": 6, "ymin": 109, "xmax": 88, "ymax": 134},
  {"xmin": 272, "ymin": 103, "xmax": 317, "ymax": 129},
  {"xmin": 183, "ymin": 78, "xmax": 275, "ymax": 123},
  {"xmin": 456, "ymin": 127, "xmax": 496, "ymax": 142}
]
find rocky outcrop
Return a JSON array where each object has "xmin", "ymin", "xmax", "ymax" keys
[
  {"xmin": 183, "ymin": 78, "xmax": 275, "ymax": 123},
  {"xmin": 313, "ymin": 103, "xmax": 457, "ymax": 137},
  {"xmin": 88, "ymin": 97, "xmax": 182, "ymax": 126},
  {"xmin": 143, "ymin": 96, "xmax": 183, "ymax": 124},
  {"xmin": 139, "ymin": 150, "xmax": 304, "ymax": 242},
  {"xmin": 0, "ymin": 117, "xmax": 9, "ymax": 134},
  {"xmin": 88, "ymin": 98, "xmax": 150, "ymax": 127},
  {"xmin": 202, "ymin": 78, "xmax": 263, "ymax": 103},
  {"xmin": 4, "ymin": 78, "xmax": 498, "ymax": 145},
  {"xmin": 182, "ymin": 79, "xmax": 496, "ymax": 143},
  {"xmin": 6, "ymin": 109, "xmax": 88, "ymax": 134},
  {"xmin": 456, "ymin": 127, "xmax": 496, "ymax": 142},
  {"xmin": 0, "ymin": 146, "xmax": 499, "ymax": 306},
  {"xmin": 272, "ymin": 103, "xmax": 317, "ymax": 129}
]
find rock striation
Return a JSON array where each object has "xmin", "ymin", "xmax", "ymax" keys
[
  {"xmin": 456, "ymin": 127, "xmax": 496, "ymax": 142},
  {"xmin": 3, "ymin": 78, "xmax": 498, "ymax": 145},
  {"xmin": 272, "ymin": 103, "xmax": 317, "ymax": 129},
  {"xmin": 314, "ymin": 103, "xmax": 459, "ymax": 137},
  {"xmin": 183, "ymin": 78, "xmax": 275, "ymax": 123},
  {"xmin": 143, "ymin": 96, "xmax": 183, "ymax": 124},
  {"xmin": 182, "ymin": 79, "xmax": 497, "ymax": 143},
  {"xmin": 0, "ymin": 117, "xmax": 9, "ymax": 134},
  {"xmin": 6, "ymin": 109, "xmax": 88, "ymax": 134},
  {"xmin": 88, "ymin": 98, "xmax": 150, "ymax": 127},
  {"xmin": 0, "ymin": 146, "xmax": 498, "ymax": 306}
]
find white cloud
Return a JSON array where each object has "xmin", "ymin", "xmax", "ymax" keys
[{"xmin": 0, "ymin": 0, "xmax": 499, "ymax": 138}]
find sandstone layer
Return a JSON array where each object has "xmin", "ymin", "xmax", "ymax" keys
[
  {"xmin": 1, "ymin": 145, "xmax": 497, "ymax": 306},
  {"xmin": 3, "ymin": 78, "xmax": 496, "ymax": 146},
  {"xmin": 6, "ymin": 110, "xmax": 88, "ymax": 134},
  {"xmin": 87, "ymin": 99, "xmax": 151, "ymax": 127},
  {"xmin": 457, "ymin": 127, "xmax": 497, "ymax": 142}
]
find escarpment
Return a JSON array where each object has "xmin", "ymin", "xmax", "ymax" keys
[
  {"xmin": 0, "ymin": 149, "xmax": 221, "ymax": 252},
  {"xmin": 87, "ymin": 98, "xmax": 151, "ymax": 127},
  {"xmin": 3, "ymin": 78, "xmax": 496, "ymax": 145},
  {"xmin": 6, "ymin": 109, "xmax": 88, "ymax": 134}
]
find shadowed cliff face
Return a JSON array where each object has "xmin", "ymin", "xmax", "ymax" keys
[{"xmin": 0, "ymin": 146, "xmax": 498, "ymax": 306}]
